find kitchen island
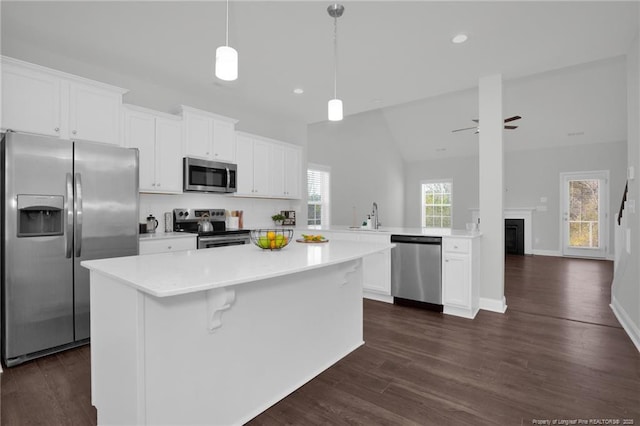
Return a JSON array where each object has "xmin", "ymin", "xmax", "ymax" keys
[{"xmin": 81, "ymin": 239, "xmax": 393, "ymax": 426}]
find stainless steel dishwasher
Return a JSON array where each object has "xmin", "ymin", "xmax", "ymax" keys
[{"xmin": 390, "ymin": 235, "xmax": 442, "ymax": 311}]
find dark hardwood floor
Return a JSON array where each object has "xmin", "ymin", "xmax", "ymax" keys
[{"xmin": 2, "ymin": 255, "xmax": 639, "ymax": 425}]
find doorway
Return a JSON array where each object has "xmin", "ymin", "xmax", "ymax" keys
[{"xmin": 560, "ymin": 171, "xmax": 609, "ymax": 258}]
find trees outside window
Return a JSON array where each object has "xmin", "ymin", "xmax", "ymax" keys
[{"xmin": 421, "ymin": 180, "xmax": 452, "ymax": 228}]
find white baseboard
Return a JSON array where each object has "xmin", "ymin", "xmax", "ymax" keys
[
  {"xmin": 610, "ymin": 296, "xmax": 640, "ymax": 352},
  {"xmin": 363, "ymin": 291, "xmax": 393, "ymax": 304},
  {"xmin": 480, "ymin": 296, "xmax": 507, "ymax": 313},
  {"xmin": 532, "ymin": 249, "xmax": 562, "ymax": 257}
]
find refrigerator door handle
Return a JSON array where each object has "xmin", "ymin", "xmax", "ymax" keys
[
  {"xmin": 65, "ymin": 173, "xmax": 74, "ymax": 258},
  {"xmin": 74, "ymin": 173, "xmax": 83, "ymax": 258}
]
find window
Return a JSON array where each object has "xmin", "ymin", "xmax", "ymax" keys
[
  {"xmin": 307, "ymin": 164, "xmax": 330, "ymax": 226},
  {"xmin": 421, "ymin": 180, "xmax": 452, "ymax": 228}
]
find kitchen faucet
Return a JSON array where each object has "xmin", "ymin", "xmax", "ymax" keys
[{"xmin": 372, "ymin": 202, "xmax": 381, "ymax": 229}]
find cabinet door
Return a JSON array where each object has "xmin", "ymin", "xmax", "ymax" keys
[
  {"xmin": 269, "ymin": 144, "xmax": 286, "ymax": 197},
  {"xmin": 284, "ymin": 145, "xmax": 301, "ymax": 198},
  {"xmin": 139, "ymin": 237, "xmax": 196, "ymax": 255},
  {"xmin": 1, "ymin": 64, "xmax": 61, "ymax": 137},
  {"xmin": 184, "ymin": 113, "xmax": 212, "ymax": 159},
  {"xmin": 124, "ymin": 109, "xmax": 156, "ymax": 191},
  {"xmin": 442, "ymin": 252, "xmax": 471, "ymax": 309},
  {"xmin": 212, "ymin": 120, "xmax": 236, "ymax": 162},
  {"xmin": 359, "ymin": 234, "xmax": 391, "ymax": 294},
  {"xmin": 155, "ymin": 118, "xmax": 183, "ymax": 193},
  {"xmin": 69, "ymin": 82, "xmax": 122, "ymax": 145},
  {"xmin": 252, "ymin": 139, "xmax": 271, "ymax": 196},
  {"xmin": 235, "ymin": 134, "xmax": 255, "ymax": 195}
]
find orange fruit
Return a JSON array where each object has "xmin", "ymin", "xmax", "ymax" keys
[
  {"xmin": 267, "ymin": 231, "xmax": 276, "ymax": 241},
  {"xmin": 270, "ymin": 240, "xmax": 276, "ymax": 249}
]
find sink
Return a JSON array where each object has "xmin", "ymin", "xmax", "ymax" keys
[{"xmin": 347, "ymin": 227, "xmax": 385, "ymax": 232}]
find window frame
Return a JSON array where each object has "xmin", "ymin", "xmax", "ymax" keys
[
  {"xmin": 420, "ymin": 179, "xmax": 453, "ymax": 229},
  {"xmin": 307, "ymin": 163, "xmax": 331, "ymax": 227}
]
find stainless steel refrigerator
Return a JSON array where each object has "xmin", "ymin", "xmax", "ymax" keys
[{"xmin": 1, "ymin": 132, "xmax": 139, "ymax": 367}]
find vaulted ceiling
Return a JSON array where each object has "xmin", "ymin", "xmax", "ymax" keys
[{"xmin": 1, "ymin": 1, "xmax": 637, "ymax": 160}]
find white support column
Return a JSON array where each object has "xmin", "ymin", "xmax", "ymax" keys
[{"xmin": 478, "ymin": 74, "xmax": 507, "ymax": 313}]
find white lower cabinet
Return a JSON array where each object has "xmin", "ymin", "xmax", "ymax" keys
[
  {"xmin": 139, "ymin": 235, "xmax": 196, "ymax": 255},
  {"xmin": 314, "ymin": 230, "xmax": 392, "ymax": 301},
  {"xmin": 442, "ymin": 237, "xmax": 480, "ymax": 319}
]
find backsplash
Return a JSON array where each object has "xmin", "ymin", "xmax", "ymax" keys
[{"xmin": 139, "ymin": 193, "xmax": 301, "ymax": 231}]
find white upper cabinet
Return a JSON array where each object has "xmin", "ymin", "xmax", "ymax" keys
[
  {"xmin": 1, "ymin": 57, "xmax": 127, "ymax": 145},
  {"xmin": 236, "ymin": 132, "xmax": 302, "ymax": 199},
  {"xmin": 69, "ymin": 81, "xmax": 123, "ymax": 145},
  {"xmin": 123, "ymin": 105, "xmax": 183, "ymax": 193},
  {"xmin": 179, "ymin": 105, "xmax": 238, "ymax": 163},
  {"xmin": 2, "ymin": 62, "xmax": 61, "ymax": 137},
  {"xmin": 235, "ymin": 132, "xmax": 270, "ymax": 197},
  {"xmin": 269, "ymin": 142, "xmax": 302, "ymax": 199},
  {"xmin": 283, "ymin": 144, "xmax": 301, "ymax": 199}
]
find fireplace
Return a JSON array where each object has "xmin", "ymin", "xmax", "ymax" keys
[
  {"xmin": 505, "ymin": 219, "xmax": 525, "ymax": 255},
  {"xmin": 470, "ymin": 208, "xmax": 534, "ymax": 255}
]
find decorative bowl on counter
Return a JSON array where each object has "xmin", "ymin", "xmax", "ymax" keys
[{"xmin": 250, "ymin": 229, "xmax": 294, "ymax": 250}]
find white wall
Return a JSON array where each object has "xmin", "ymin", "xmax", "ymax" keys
[
  {"xmin": 404, "ymin": 156, "xmax": 479, "ymax": 229},
  {"xmin": 611, "ymin": 24, "xmax": 640, "ymax": 351},
  {"xmin": 506, "ymin": 141, "xmax": 627, "ymax": 256},
  {"xmin": 308, "ymin": 109, "xmax": 405, "ymax": 227},
  {"xmin": 404, "ymin": 141, "xmax": 627, "ymax": 255}
]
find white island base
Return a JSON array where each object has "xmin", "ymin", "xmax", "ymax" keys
[{"xmin": 89, "ymin": 251, "xmax": 368, "ymax": 425}]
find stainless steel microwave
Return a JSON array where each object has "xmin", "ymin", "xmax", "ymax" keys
[{"xmin": 183, "ymin": 157, "xmax": 237, "ymax": 193}]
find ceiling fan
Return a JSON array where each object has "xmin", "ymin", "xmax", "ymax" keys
[{"xmin": 452, "ymin": 115, "xmax": 522, "ymax": 134}]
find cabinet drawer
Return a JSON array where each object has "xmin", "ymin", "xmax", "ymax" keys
[
  {"xmin": 443, "ymin": 238, "xmax": 470, "ymax": 253},
  {"xmin": 139, "ymin": 237, "xmax": 196, "ymax": 255}
]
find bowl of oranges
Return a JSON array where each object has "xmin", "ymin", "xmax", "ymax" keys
[{"xmin": 250, "ymin": 229, "xmax": 293, "ymax": 250}]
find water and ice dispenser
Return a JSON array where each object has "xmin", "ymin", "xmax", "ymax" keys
[{"xmin": 17, "ymin": 195, "xmax": 64, "ymax": 237}]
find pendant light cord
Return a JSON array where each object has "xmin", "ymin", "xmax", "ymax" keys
[
  {"xmin": 333, "ymin": 15, "xmax": 338, "ymax": 99},
  {"xmin": 225, "ymin": 0, "xmax": 230, "ymax": 47}
]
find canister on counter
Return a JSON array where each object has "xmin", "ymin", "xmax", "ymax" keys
[{"xmin": 164, "ymin": 212, "xmax": 173, "ymax": 232}]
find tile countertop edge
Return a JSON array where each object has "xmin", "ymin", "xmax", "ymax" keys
[
  {"xmin": 300, "ymin": 226, "xmax": 482, "ymax": 239},
  {"xmin": 81, "ymin": 241, "xmax": 395, "ymax": 298}
]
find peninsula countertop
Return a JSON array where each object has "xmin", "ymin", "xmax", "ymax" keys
[
  {"xmin": 299, "ymin": 225, "xmax": 482, "ymax": 239},
  {"xmin": 82, "ymin": 239, "xmax": 394, "ymax": 298}
]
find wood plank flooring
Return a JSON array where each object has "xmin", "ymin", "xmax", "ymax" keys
[{"xmin": 2, "ymin": 255, "xmax": 639, "ymax": 425}]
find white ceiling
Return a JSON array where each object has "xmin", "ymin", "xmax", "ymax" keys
[{"xmin": 1, "ymin": 1, "xmax": 637, "ymax": 160}]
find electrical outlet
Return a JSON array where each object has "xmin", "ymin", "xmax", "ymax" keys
[
  {"xmin": 536, "ymin": 205, "xmax": 548, "ymax": 212},
  {"xmin": 628, "ymin": 199, "xmax": 636, "ymax": 214},
  {"xmin": 540, "ymin": 197, "xmax": 547, "ymax": 203}
]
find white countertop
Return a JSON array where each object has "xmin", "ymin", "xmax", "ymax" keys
[
  {"xmin": 300, "ymin": 225, "xmax": 481, "ymax": 239},
  {"xmin": 139, "ymin": 231, "xmax": 196, "ymax": 241},
  {"xmin": 82, "ymin": 240, "xmax": 394, "ymax": 298}
]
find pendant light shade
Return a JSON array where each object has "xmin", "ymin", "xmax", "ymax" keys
[
  {"xmin": 215, "ymin": 45, "xmax": 238, "ymax": 81},
  {"xmin": 215, "ymin": 0, "xmax": 238, "ymax": 81},
  {"xmin": 328, "ymin": 98, "xmax": 343, "ymax": 121},
  {"xmin": 327, "ymin": 4, "xmax": 344, "ymax": 122}
]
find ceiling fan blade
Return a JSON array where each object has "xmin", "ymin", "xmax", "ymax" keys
[
  {"xmin": 504, "ymin": 125, "xmax": 518, "ymax": 130},
  {"xmin": 504, "ymin": 115, "xmax": 522, "ymax": 123},
  {"xmin": 451, "ymin": 126, "xmax": 478, "ymax": 133},
  {"xmin": 472, "ymin": 119, "xmax": 479, "ymax": 123}
]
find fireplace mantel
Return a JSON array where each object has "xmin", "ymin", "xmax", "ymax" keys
[{"xmin": 470, "ymin": 208, "xmax": 534, "ymax": 255}]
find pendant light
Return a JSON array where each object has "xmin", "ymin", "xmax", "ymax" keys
[
  {"xmin": 215, "ymin": 0, "xmax": 238, "ymax": 81},
  {"xmin": 327, "ymin": 4, "xmax": 344, "ymax": 121}
]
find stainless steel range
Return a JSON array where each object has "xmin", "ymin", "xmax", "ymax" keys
[{"xmin": 173, "ymin": 208, "xmax": 250, "ymax": 249}]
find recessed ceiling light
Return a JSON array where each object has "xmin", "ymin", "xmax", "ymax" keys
[
  {"xmin": 436, "ymin": 148, "xmax": 447, "ymax": 152},
  {"xmin": 293, "ymin": 88, "xmax": 304, "ymax": 95},
  {"xmin": 452, "ymin": 34, "xmax": 468, "ymax": 44}
]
